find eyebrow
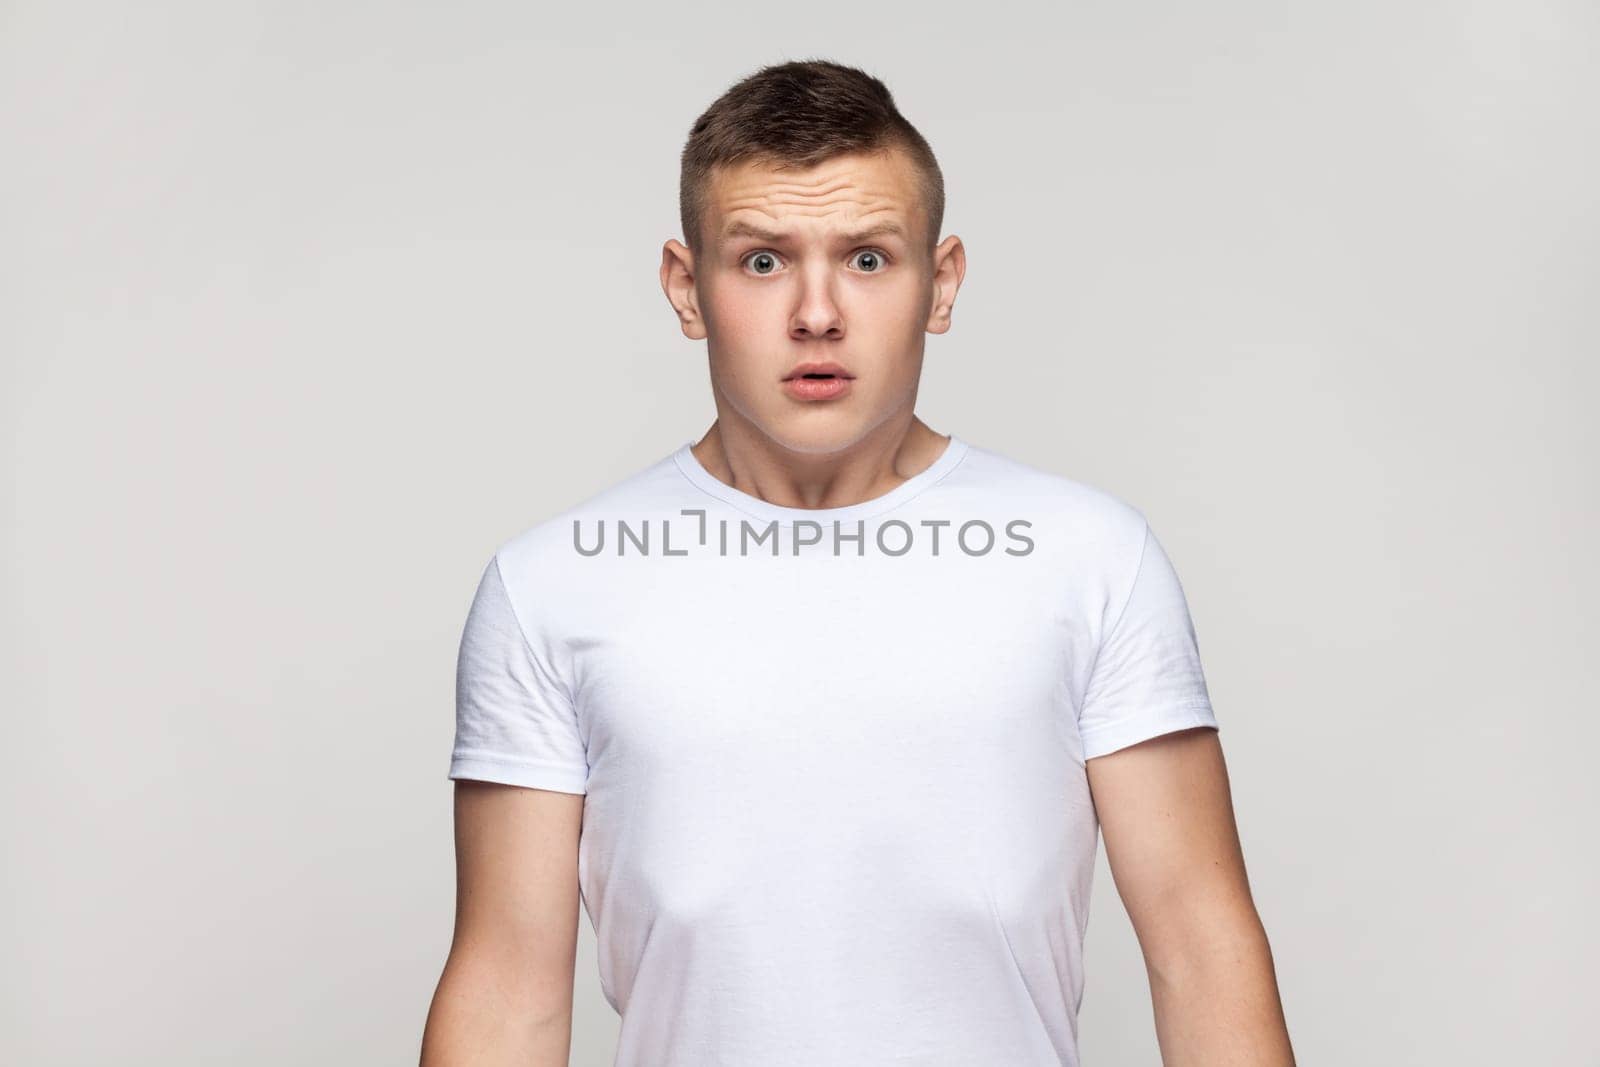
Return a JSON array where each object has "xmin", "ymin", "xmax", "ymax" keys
[{"xmin": 717, "ymin": 220, "xmax": 908, "ymax": 245}]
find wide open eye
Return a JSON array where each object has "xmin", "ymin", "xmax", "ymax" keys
[
  {"xmin": 850, "ymin": 249, "xmax": 889, "ymax": 273},
  {"xmin": 743, "ymin": 251, "xmax": 780, "ymax": 275}
]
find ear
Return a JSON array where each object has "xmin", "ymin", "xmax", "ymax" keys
[
  {"xmin": 660, "ymin": 239, "xmax": 707, "ymax": 340},
  {"xmin": 924, "ymin": 234, "xmax": 966, "ymax": 335}
]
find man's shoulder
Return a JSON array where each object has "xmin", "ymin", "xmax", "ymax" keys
[{"xmin": 955, "ymin": 438, "xmax": 1149, "ymax": 536}]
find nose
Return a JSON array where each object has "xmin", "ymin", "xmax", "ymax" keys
[{"xmin": 788, "ymin": 264, "xmax": 843, "ymax": 340}]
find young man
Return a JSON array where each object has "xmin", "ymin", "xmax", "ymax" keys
[{"xmin": 421, "ymin": 60, "xmax": 1294, "ymax": 1067}]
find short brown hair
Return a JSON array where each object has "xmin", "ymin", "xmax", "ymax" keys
[{"xmin": 678, "ymin": 59, "xmax": 945, "ymax": 258}]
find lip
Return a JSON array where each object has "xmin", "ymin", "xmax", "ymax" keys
[
  {"xmin": 782, "ymin": 360, "xmax": 856, "ymax": 382},
  {"xmin": 782, "ymin": 376, "xmax": 853, "ymax": 401},
  {"xmin": 781, "ymin": 360, "xmax": 856, "ymax": 402}
]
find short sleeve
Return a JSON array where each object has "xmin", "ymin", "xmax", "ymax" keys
[
  {"xmin": 448, "ymin": 553, "xmax": 590, "ymax": 794},
  {"xmin": 1077, "ymin": 520, "xmax": 1219, "ymax": 760}
]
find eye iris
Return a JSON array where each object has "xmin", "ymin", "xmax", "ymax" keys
[
  {"xmin": 752, "ymin": 253, "xmax": 775, "ymax": 273},
  {"xmin": 858, "ymin": 252, "xmax": 879, "ymax": 271}
]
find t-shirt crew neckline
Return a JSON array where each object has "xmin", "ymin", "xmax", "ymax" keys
[{"xmin": 672, "ymin": 433, "xmax": 971, "ymax": 526}]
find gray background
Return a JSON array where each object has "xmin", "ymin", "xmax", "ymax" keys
[{"xmin": 4, "ymin": 1, "xmax": 1596, "ymax": 1063}]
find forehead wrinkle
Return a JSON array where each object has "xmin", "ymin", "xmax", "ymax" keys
[
  {"xmin": 717, "ymin": 205, "xmax": 908, "ymax": 245},
  {"xmin": 722, "ymin": 198, "xmax": 903, "ymax": 223},
  {"xmin": 720, "ymin": 190, "xmax": 906, "ymax": 222},
  {"xmin": 722, "ymin": 183, "xmax": 900, "ymax": 205},
  {"xmin": 707, "ymin": 147, "xmax": 925, "ymax": 230},
  {"xmin": 749, "ymin": 171, "xmax": 858, "ymax": 194},
  {"xmin": 710, "ymin": 158, "xmax": 921, "ymax": 244},
  {"xmin": 716, "ymin": 170, "xmax": 908, "ymax": 205}
]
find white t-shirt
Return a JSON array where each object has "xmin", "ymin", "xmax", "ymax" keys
[{"xmin": 449, "ymin": 433, "xmax": 1219, "ymax": 1066}]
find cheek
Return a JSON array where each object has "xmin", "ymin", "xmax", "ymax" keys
[
  {"xmin": 702, "ymin": 280, "xmax": 782, "ymax": 341},
  {"xmin": 848, "ymin": 278, "xmax": 929, "ymax": 340},
  {"xmin": 704, "ymin": 272, "xmax": 926, "ymax": 346}
]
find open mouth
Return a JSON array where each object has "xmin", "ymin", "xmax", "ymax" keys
[
  {"xmin": 781, "ymin": 361, "xmax": 854, "ymax": 399},
  {"xmin": 783, "ymin": 362, "xmax": 856, "ymax": 381},
  {"xmin": 782, "ymin": 368, "xmax": 855, "ymax": 401}
]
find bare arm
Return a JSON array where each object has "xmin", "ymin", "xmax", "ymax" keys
[
  {"xmin": 1088, "ymin": 726, "xmax": 1295, "ymax": 1066},
  {"xmin": 420, "ymin": 781, "xmax": 586, "ymax": 1067}
]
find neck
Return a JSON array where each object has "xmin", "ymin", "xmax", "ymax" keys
[{"xmin": 690, "ymin": 414, "xmax": 949, "ymax": 512}]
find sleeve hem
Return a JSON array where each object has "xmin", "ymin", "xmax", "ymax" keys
[
  {"xmin": 1080, "ymin": 707, "xmax": 1219, "ymax": 761},
  {"xmin": 448, "ymin": 752, "xmax": 589, "ymax": 795}
]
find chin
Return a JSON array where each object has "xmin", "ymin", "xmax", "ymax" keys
[{"xmin": 755, "ymin": 416, "xmax": 876, "ymax": 457}]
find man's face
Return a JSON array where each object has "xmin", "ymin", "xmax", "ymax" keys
[{"xmin": 661, "ymin": 147, "xmax": 964, "ymax": 456}]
